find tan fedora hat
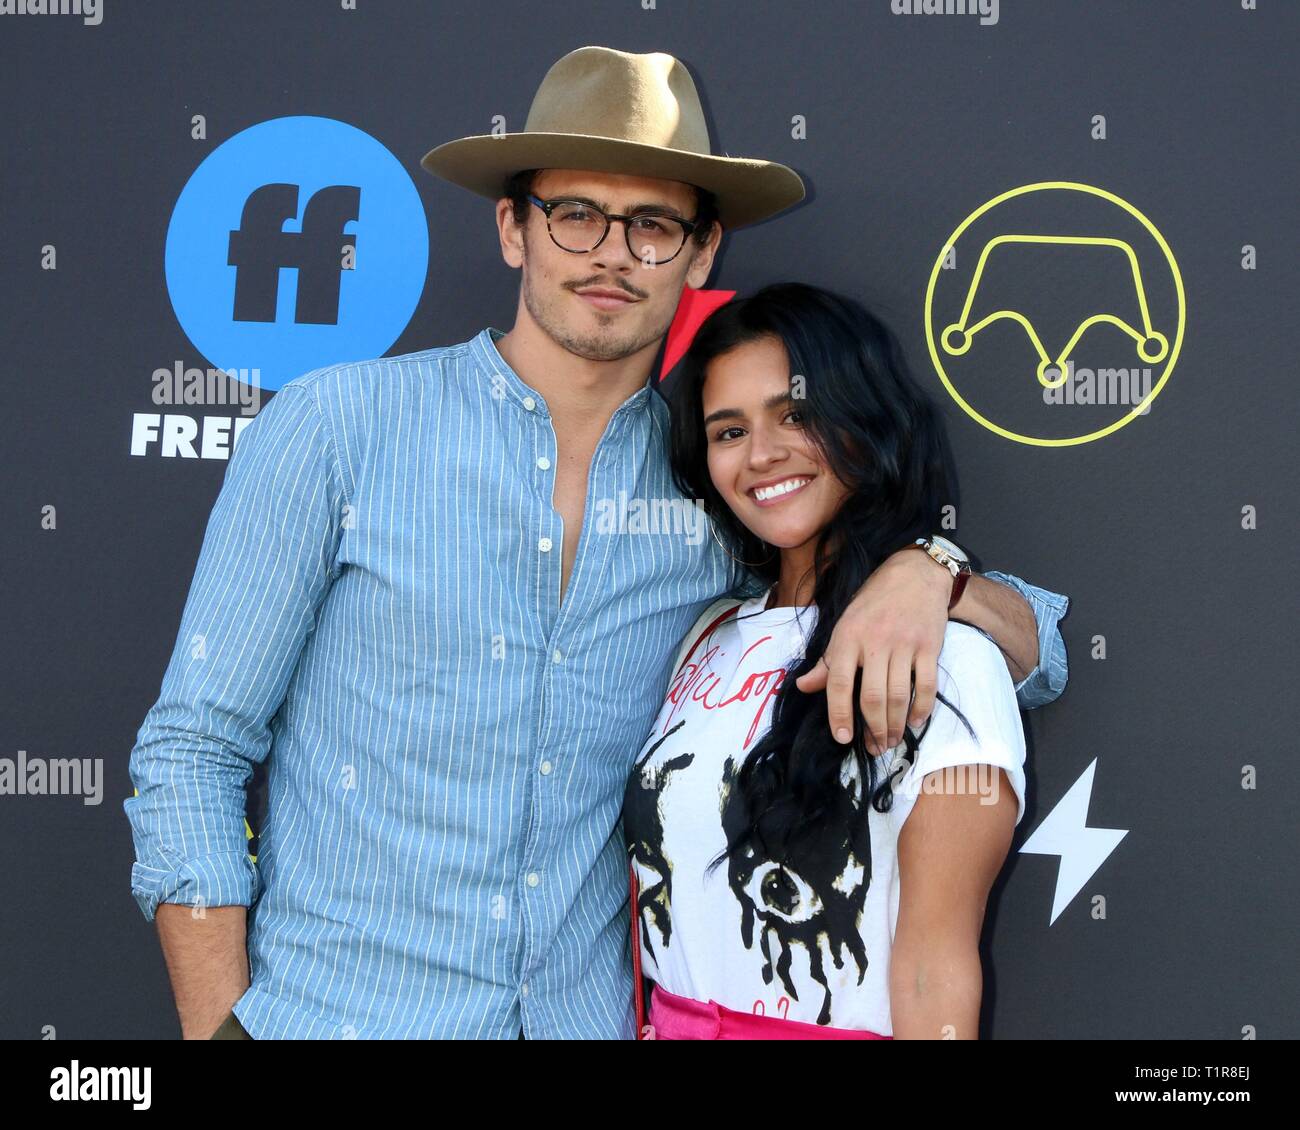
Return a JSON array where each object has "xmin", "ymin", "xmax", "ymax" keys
[{"xmin": 420, "ymin": 45, "xmax": 806, "ymax": 232}]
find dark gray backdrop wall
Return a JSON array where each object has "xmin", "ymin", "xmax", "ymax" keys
[{"xmin": 2, "ymin": 0, "xmax": 1295, "ymax": 1039}]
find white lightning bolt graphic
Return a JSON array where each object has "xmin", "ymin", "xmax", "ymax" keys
[{"xmin": 1019, "ymin": 758, "xmax": 1128, "ymax": 925}]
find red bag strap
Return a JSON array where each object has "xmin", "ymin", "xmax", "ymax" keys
[
  {"xmin": 629, "ymin": 858, "xmax": 645, "ymax": 1039},
  {"xmin": 672, "ymin": 603, "xmax": 741, "ymax": 680},
  {"xmin": 629, "ymin": 601, "xmax": 742, "ymax": 1039}
]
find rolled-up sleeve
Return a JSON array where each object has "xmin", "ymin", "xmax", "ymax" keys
[
  {"xmin": 124, "ymin": 381, "xmax": 347, "ymax": 921},
  {"xmin": 981, "ymin": 571, "xmax": 1070, "ymax": 711}
]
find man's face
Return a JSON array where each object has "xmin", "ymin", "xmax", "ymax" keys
[{"xmin": 497, "ymin": 169, "xmax": 721, "ymax": 362}]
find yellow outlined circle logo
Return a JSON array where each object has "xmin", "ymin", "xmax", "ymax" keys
[{"xmin": 924, "ymin": 181, "xmax": 1185, "ymax": 446}]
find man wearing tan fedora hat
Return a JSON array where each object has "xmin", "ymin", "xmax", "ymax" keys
[{"xmin": 127, "ymin": 46, "xmax": 1068, "ymax": 1040}]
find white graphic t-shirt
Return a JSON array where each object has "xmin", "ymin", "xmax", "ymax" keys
[{"xmin": 623, "ymin": 586, "xmax": 1027, "ymax": 1034}]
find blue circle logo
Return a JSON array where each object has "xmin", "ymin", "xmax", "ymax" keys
[{"xmin": 165, "ymin": 115, "xmax": 428, "ymax": 392}]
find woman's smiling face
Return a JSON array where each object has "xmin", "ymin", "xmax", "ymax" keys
[{"xmin": 701, "ymin": 335, "xmax": 851, "ymax": 553}]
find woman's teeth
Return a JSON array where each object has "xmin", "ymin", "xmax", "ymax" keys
[{"xmin": 752, "ymin": 477, "xmax": 811, "ymax": 502}]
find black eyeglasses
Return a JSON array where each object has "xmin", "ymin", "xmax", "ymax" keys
[{"xmin": 527, "ymin": 194, "xmax": 698, "ymax": 265}]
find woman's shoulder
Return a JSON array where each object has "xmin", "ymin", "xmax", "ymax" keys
[
  {"xmin": 925, "ymin": 620, "xmax": 1026, "ymax": 757},
  {"xmin": 668, "ymin": 595, "xmax": 748, "ymax": 673},
  {"xmin": 935, "ymin": 621, "xmax": 1016, "ymax": 694},
  {"xmin": 902, "ymin": 621, "xmax": 1029, "ymax": 827}
]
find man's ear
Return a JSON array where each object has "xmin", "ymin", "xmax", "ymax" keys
[
  {"xmin": 684, "ymin": 222, "xmax": 723, "ymax": 289},
  {"xmin": 497, "ymin": 197, "xmax": 525, "ymax": 268}
]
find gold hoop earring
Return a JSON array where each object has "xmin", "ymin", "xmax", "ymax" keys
[{"xmin": 710, "ymin": 520, "xmax": 775, "ymax": 567}]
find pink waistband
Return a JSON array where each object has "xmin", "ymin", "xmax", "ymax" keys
[{"xmin": 647, "ymin": 983, "xmax": 891, "ymax": 1040}]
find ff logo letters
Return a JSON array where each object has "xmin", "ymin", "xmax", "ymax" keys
[{"xmin": 163, "ymin": 114, "xmax": 427, "ymax": 395}]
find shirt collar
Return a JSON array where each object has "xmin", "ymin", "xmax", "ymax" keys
[{"xmin": 472, "ymin": 327, "xmax": 654, "ymax": 420}]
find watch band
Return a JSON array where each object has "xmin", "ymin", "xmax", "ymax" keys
[
  {"xmin": 948, "ymin": 568, "xmax": 971, "ymax": 609},
  {"xmin": 910, "ymin": 537, "xmax": 972, "ymax": 609}
]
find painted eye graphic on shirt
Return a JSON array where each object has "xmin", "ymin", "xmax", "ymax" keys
[
  {"xmin": 623, "ymin": 721, "xmax": 694, "ymax": 965},
  {"xmin": 720, "ymin": 754, "xmax": 873, "ymax": 1025},
  {"xmin": 744, "ymin": 861, "xmax": 822, "ymax": 925}
]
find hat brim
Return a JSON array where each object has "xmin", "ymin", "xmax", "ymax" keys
[{"xmin": 419, "ymin": 132, "xmax": 806, "ymax": 232}]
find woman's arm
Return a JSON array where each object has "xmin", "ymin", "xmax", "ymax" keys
[{"xmin": 889, "ymin": 767, "xmax": 1018, "ymax": 1039}]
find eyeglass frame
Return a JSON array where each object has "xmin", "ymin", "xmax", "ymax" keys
[{"xmin": 525, "ymin": 193, "xmax": 699, "ymax": 264}]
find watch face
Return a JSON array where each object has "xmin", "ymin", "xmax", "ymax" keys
[{"xmin": 930, "ymin": 536, "xmax": 968, "ymax": 565}]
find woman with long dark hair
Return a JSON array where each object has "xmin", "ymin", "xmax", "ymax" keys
[{"xmin": 623, "ymin": 282, "xmax": 1027, "ymax": 1039}]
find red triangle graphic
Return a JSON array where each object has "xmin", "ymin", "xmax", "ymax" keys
[{"xmin": 659, "ymin": 286, "xmax": 737, "ymax": 382}]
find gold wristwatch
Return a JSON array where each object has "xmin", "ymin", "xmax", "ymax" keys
[{"xmin": 913, "ymin": 536, "xmax": 973, "ymax": 608}]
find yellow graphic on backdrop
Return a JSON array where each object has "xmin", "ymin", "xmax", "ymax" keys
[
  {"xmin": 941, "ymin": 235, "xmax": 1170, "ymax": 386},
  {"xmin": 925, "ymin": 182, "xmax": 1185, "ymax": 446}
]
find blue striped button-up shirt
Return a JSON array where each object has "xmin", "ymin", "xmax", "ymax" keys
[{"xmin": 125, "ymin": 326, "xmax": 1069, "ymax": 1039}]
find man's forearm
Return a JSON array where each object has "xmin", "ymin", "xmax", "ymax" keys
[
  {"xmin": 949, "ymin": 573, "xmax": 1038, "ymax": 682},
  {"xmin": 155, "ymin": 904, "xmax": 250, "ymax": 1040}
]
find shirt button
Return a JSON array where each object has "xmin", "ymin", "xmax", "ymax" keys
[
  {"xmin": 538, "ymin": 537, "xmax": 552, "ymax": 553},
  {"xmin": 552, "ymin": 649, "xmax": 563, "ymax": 664},
  {"xmin": 522, "ymin": 397, "xmax": 536, "ymax": 411},
  {"xmin": 539, "ymin": 760, "xmax": 553, "ymax": 775},
  {"xmin": 526, "ymin": 872, "xmax": 540, "ymax": 888},
  {"xmin": 536, "ymin": 456, "xmax": 551, "ymax": 470},
  {"xmin": 521, "ymin": 981, "xmax": 530, "ymax": 997}
]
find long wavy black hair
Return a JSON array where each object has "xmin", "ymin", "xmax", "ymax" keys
[{"xmin": 666, "ymin": 282, "xmax": 981, "ymax": 873}]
